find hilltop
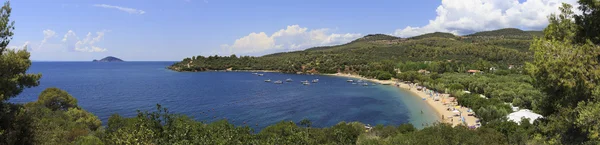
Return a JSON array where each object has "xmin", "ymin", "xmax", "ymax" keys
[
  {"xmin": 351, "ymin": 34, "xmax": 401, "ymax": 42},
  {"xmin": 410, "ymin": 32, "xmax": 456, "ymax": 39},
  {"xmin": 465, "ymin": 28, "xmax": 542, "ymax": 40}
]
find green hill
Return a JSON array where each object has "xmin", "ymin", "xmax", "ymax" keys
[
  {"xmin": 464, "ymin": 28, "xmax": 542, "ymax": 40},
  {"xmin": 170, "ymin": 28, "xmax": 536, "ymax": 74},
  {"xmin": 410, "ymin": 32, "xmax": 456, "ymax": 39},
  {"xmin": 526, "ymin": 31, "xmax": 544, "ymax": 37},
  {"xmin": 352, "ymin": 34, "xmax": 400, "ymax": 42}
]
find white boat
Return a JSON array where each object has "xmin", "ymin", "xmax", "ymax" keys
[
  {"xmin": 264, "ymin": 79, "xmax": 271, "ymax": 82},
  {"xmin": 352, "ymin": 83, "xmax": 357, "ymax": 85},
  {"xmin": 301, "ymin": 80, "xmax": 309, "ymax": 83},
  {"xmin": 302, "ymin": 82, "xmax": 310, "ymax": 85},
  {"xmin": 362, "ymin": 83, "xmax": 369, "ymax": 86},
  {"xmin": 274, "ymin": 80, "xmax": 283, "ymax": 84},
  {"xmin": 258, "ymin": 74, "xmax": 264, "ymax": 76},
  {"xmin": 347, "ymin": 80, "xmax": 354, "ymax": 82},
  {"xmin": 252, "ymin": 73, "xmax": 258, "ymax": 75},
  {"xmin": 357, "ymin": 80, "xmax": 363, "ymax": 83},
  {"xmin": 312, "ymin": 79, "xmax": 319, "ymax": 83},
  {"xmin": 286, "ymin": 78, "xmax": 293, "ymax": 82}
]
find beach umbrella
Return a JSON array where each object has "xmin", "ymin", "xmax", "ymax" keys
[{"xmin": 507, "ymin": 109, "xmax": 543, "ymax": 124}]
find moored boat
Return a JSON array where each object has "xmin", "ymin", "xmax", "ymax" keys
[
  {"xmin": 362, "ymin": 83, "xmax": 369, "ymax": 86},
  {"xmin": 264, "ymin": 79, "xmax": 271, "ymax": 82},
  {"xmin": 274, "ymin": 80, "xmax": 283, "ymax": 84},
  {"xmin": 312, "ymin": 79, "xmax": 319, "ymax": 83},
  {"xmin": 286, "ymin": 78, "xmax": 293, "ymax": 82},
  {"xmin": 347, "ymin": 80, "xmax": 354, "ymax": 82},
  {"xmin": 302, "ymin": 82, "xmax": 310, "ymax": 85},
  {"xmin": 258, "ymin": 74, "xmax": 264, "ymax": 76}
]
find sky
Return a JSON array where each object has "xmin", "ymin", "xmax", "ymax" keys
[{"xmin": 8, "ymin": 0, "xmax": 578, "ymax": 61}]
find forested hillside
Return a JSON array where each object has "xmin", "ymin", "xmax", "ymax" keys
[{"xmin": 170, "ymin": 28, "xmax": 538, "ymax": 76}]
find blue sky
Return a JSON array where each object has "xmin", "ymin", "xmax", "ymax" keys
[{"xmin": 9, "ymin": 0, "xmax": 576, "ymax": 61}]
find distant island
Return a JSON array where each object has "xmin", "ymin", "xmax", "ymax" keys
[{"xmin": 93, "ymin": 56, "xmax": 124, "ymax": 62}]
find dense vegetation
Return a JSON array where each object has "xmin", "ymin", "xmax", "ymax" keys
[
  {"xmin": 465, "ymin": 28, "xmax": 541, "ymax": 40},
  {"xmin": 1, "ymin": 0, "xmax": 600, "ymax": 144},
  {"xmin": 170, "ymin": 32, "xmax": 533, "ymax": 80},
  {"xmin": 410, "ymin": 32, "xmax": 456, "ymax": 40}
]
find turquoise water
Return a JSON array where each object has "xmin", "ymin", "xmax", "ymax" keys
[{"xmin": 13, "ymin": 62, "xmax": 438, "ymax": 130}]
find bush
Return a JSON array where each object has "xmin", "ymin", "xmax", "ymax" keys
[{"xmin": 377, "ymin": 71, "xmax": 393, "ymax": 80}]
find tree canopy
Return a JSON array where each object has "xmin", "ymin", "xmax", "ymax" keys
[{"xmin": 526, "ymin": 2, "xmax": 600, "ymax": 143}]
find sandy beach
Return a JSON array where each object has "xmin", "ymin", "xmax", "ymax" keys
[{"xmin": 325, "ymin": 73, "xmax": 480, "ymax": 128}]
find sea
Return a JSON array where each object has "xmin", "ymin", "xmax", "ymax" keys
[{"xmin": 12, "ymin": 62, "xmax": 438, "ymax": 130}]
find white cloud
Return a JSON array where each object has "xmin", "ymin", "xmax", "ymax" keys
[
  {"xmin": 221, "ymin": 25, "xmax": 362, "ymax": 54},
  {"xmin": 62, "ymin": 30, "xmax": 108, "ymax": 52},
  {"xmin": 393, "ymin": 0, "xmax": 579, "ymax": 37},
  {"xmin": 38, "ymin": 29, "xmax": 56, "ymax": 50},
  {"xmin": 93, "ymin": 4, "xmax": 145, "ymax": 14},
  {"xmin": 7, "ymin": 41, "xmax": 29, "ymax": 50}
]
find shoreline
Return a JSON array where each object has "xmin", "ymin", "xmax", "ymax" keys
[
  {"xmin": 324, "ymin": 73, "xmax": 479, "ymax": 128},
  {"xmin": 170, "ymin": 69, "xmax": 281, "ymax": 73},
  {"xmin": 169, "ymin": 69, "xmax": 480, "ymax": 127}
]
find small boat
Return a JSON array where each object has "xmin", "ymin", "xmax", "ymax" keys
[
  {"xmin": 274, "ymin": 80, "xmax": 283, "ymax": 84},
  {"xmin": 286, "ymin": 78, "xmax": 293, "ymax": 82},
  {"xmin": 362, "ymin": 83, "xmax": 369, "ymax": 86},
  {"xmin": 357, "ymin": 80, "xmax": 363, "ymax": 83},
  {"xmin": 352, "ymin": 83, "xmax": 357, "ymax": 85},
  {"xmin": 252, "ymin": 73, "xmax": 258, "ymax": 75},
  {"xmin": 312, "ymin": 79, "xmax": 319, "ymax": 83},
  {"xmin": 302, "ymin": 82, "xmax": 310, "ymax": 85},
  {"xmin": 258, "ymin": 74, "xmax": 264, "ymax": 76},
  {"xmin": 347, "ymin": 80, "xmax": 354, "ymax": 82},
  {"xmin": 264, "ymin": 79, "xmax": 271, "ymax": 82},
  {"xmin": 301, "ymin": 80, "xmax": 309, "ymax": 83}
]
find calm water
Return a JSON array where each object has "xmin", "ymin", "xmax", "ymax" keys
[{"xmin": 12, "ymin": 62, "xmax": 438, "ymax": 130}]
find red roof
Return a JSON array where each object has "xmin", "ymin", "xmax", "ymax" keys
[{"xmin": 467, "ymin": 70, "xmax": 480, "ymax": 73}]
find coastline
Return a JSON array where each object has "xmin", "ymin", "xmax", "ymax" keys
[
  {"xmin": 324, "ymin": 73, "xmax": 479, "ymax": 128},
  {"xmin": 169, "ymin": 69, "xmax": 281, "ymax": 73},
  {"xmin": 168, "ymin": 68, "xmax": 480, "ymax": 127}
]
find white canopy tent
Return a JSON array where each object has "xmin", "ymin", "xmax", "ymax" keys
[{"xmin": 507, "ymin": 109, "xmax": 543, "ymax": 124}]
